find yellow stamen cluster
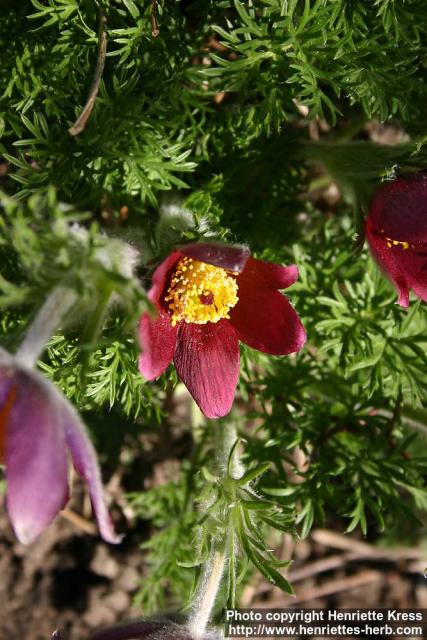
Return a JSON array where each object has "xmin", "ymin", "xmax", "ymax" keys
[
  {"xmin": 165, "ymin": 257, "xmax": 239, "ymax": 326},
  {"xmin": 381, "ymin": 229, "xmax": 414, "ymax": 250}
]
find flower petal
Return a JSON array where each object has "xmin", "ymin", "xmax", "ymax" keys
[
  {"xmin": 230, "ymin": 286, "xmax": 306, "ymax": 355},
  {"xmin": 366, "ymin": 224, "xmax": 427, "ymax": 307},
  {"xmin": 59, "ymin": 394, "xmax": 122, "ymax": 544},
  {"xmin": 148, "ymin": 250, "xmax": 182, "ymax": 304},
  {"xmin": 410, "ymin": 258, "xmax": 427, "ymax": 302},
  {"xmin": 180, "ymin": 242, "xmax": 250, "ymax": 273},
  {"xmin": 0, "ymin": 366, "xmax": 15, "ymax": 463},
  {"xmin": 369, "ymin": 174, "xmax": 427, "ymax": 243},
  {"xmin": 4, "ymin": 370, "xmax": 69, "ymax": 544},
  {"xmin": 138, "ymin": 307, "xmax": 177, "ymax": 380},
  {"xmin": 238, "ymin": 256, "xmax": 299, "ymax": 289},
  {"xmin": 174, "ymin": 320, "xmax": 240, "ymax": 419}
]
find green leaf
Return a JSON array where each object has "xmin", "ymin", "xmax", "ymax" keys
[{"xmin": 237, "ymin": 462, "xmax": 271, "ymax": 485}]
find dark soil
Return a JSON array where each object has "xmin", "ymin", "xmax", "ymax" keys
[
  {"xmin": 2, "ymin": 487, "xmax": 427, "ymax": 640},
  {"xmin": 0, "ymin": 495, "xmax": 144, "ymax": 640}
]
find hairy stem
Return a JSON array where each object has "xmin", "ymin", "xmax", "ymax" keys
[
  {"xmin": 188, "ymin": 422, "xmax": 241, "ymax": 639},
  {"xmin": 80, "ymin": 286, "xmax": 113, "ymax": 351},
  {"xmin": 15, "ymin": 286, "xmax": 78, "ymax": 368},
  {"xmin": 189, "ymin": 548, "xmax": 227, "ymax": 639}
]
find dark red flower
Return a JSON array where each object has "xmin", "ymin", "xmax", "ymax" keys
[
  {"xmin": 138, "ymin": 242, "xmax": 306, "ymax": 418},
  {"xmin": 365, "ymin": 174, "xmax": 427, "ymax": 307}
]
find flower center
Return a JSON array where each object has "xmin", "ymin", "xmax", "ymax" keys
[
  {"xmin": 165, "ymin": 257, "xmax": 239, "ymax": 326},
  {"xmin": 380, "ymin": 229, "xmax": 415, "ymax": 250}
]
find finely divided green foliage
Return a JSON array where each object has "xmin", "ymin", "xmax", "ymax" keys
[
  {"xmin": 1, "ymin": 0, "xmax": 427, "ymax": 615},
  {"xmin": 243, "ymin": 218, "xmax": 427, "ymax": 539},
  {"xmin": 207, "ymin": 0, "xmax": 427, "ymax": 124},
  {"xmin": 1, "ymin": 0, "xmax": 427, "ymax": 207},
  {"xmin": 293, "ymin": 220, "xmax": 427, "ymax": 404},
  {"xmin": 128, "ymin": 460, "xmax": 200, "ymax": 612},
  {"xmin": 129, "ymin": 431, "xmax": 294, "ymax": 613},
  {"xmin": 0, "ymin": 191, "xmax": 156, "ymax": 417}
]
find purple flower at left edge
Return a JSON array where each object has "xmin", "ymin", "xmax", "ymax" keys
[{"xmin": 0, "ymin": 347, "xmax": 121, "ymax": 545}]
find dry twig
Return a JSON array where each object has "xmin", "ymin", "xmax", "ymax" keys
[
  {"xmin": 69, "ymin": 9, "xmax": 107, "ymax": 136},
  {"xmin": 311, "ymin": 528, "xmax": 424, "ymax": 560},
  {"xmin": 268, "ymin": 569, "xmax": 383, "ymax": 606},
  {"xmin": 151, "ymin": 0, "xmax": 159, "ymax": 38},
  {"xmin": 60, "ymin": 508, "xmax": 98, "ymax": 535}
]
